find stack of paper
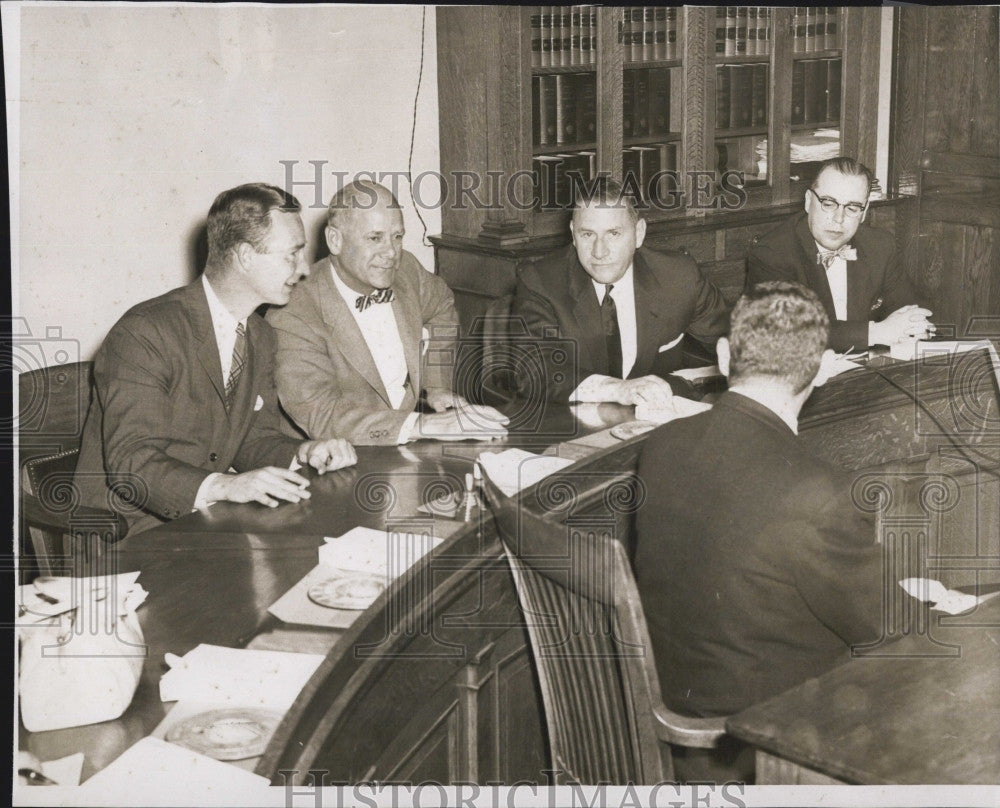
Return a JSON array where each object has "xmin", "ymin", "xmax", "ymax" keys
[
  {"xmin": 75, "ymin": 737, "xmax": 267, "ymax": 802},
  {"xmin": 317, "ymin": 526, "xmax": 442, "ymax": 577},
  {"xmin": 898, "ymin": 578, "xmax": 996, "ymax": 615},
  {"xmin": 159, "ymin": 644, "xmax": 324, "ymax": 710},
  {"xmin": 635, "ymin": 395, "xmax": 711, "ymax": 424},
  {"xmin": 477, "ymin": 449, "xmax": 574, "ymax": 497}
]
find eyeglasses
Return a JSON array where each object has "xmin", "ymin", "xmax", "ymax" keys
[{"xmin": 808, "ymin": 188, "xmax": 867, "ymax": 218}]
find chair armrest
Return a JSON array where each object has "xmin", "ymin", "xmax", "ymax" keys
[
  {"xmin": 21, "ymin": 494, "xmax": 129, "ymax": 543},
  {"xmin": 653, "ymin": 701, "xmax": 728, "ymax": 749}
]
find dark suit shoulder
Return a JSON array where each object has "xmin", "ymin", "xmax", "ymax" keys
[
  {"xmin": 517, "ymin": 244, "xmax": 576, "ymax": 291},
  {"xmin": 750, "ymin": 213, "xmax": 801, "ymax": 255},
  {"xmin": 635, "ymin": 244, "xmax": 701, "ymax": 279},
  {"xmin": 111, "ymin": 283, "xmax": 201, "ymax": 339}
]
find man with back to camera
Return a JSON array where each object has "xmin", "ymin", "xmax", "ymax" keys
[
  {"xmin": 635, "ymin": 281, "xmax": 886, "ymax": 781},
  {"xmin": 268, "ymin": 180, "xmax": 509, "ymax": 445},
  {"xmin": 510, "ymin": 177, "xmax": 730, "ymax": 405},
  {"xmin": 74, "ymin": 183, "xmax": 357, "ymax": 536},
  {"xmin": 747, "ymin": 156, "xmax": 934, "ymax": 352}
]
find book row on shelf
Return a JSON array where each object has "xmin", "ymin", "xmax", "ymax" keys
[
  {"xmin": 531, "ymin": 6, "xmax": 598, "ymax": 68},
  {"xmin": 533, "ymin": 68, "xmax": 675, "ymax": 148},
  {"xmin": 791, "ymin": 7, "xmax": 841, "ymax": 53},
  {"xmin": 714, "ymin": 7, "xmax": 772, "ymax": 57},
  {"xmin": 533, "ymin": 143, "xmax": 679, "ymax": 207},
  {"xmin": 618, "ymin": 7, "xmax": 681, "ymax": 63},
  {"xmin": 716, "ymin": 64, "xmax": 768, "ymax": 131},
  {"xmin": 791, "ymin": 58, "xmax": 842, "ymax": 126}
]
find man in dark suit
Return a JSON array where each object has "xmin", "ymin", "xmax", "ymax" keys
[
  {"xmin": 747, "ymin": 156, "xmax": 934, "ymax": 352},
  {"xmin": 269, "ymin": 181, "xmax": 508, "ymax": 445},
  {"xmin": 75, "ymin": 183, "xmax": 357, "ymax": 535},
  {"xmin": 635, "ymin": 281, "xmax": 885, "ymax": 779},
  {"xmin": 511, "ymin": 177, "xmax": 729, "ymax": 404}
]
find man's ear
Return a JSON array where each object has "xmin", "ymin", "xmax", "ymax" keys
[
  {"xmin": 716, "ymin": 337, "xmax": 731, "ymax": 378},
  {"xmin": 635, "ymin": 217, "xmax": 647, "ymax": 248},
  {"xmin": 804, "ymin": 188, "xmax": 812, "ymax": 214},
  {"xmin": 325, "ymin": 225, "xmax": 342, "ymax": 256},
  {"xmin": 812, "ymin": 348, "xmax": 837, "ymax": 388},
  {"xmin": 234, "ymin": 241, "xmax": 254, "ymax": 271}
]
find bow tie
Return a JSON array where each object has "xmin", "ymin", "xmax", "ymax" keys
[
  {"xmin": 817, "ymin": 245, "xmax": 857, "ymax": 269},
  {"xmin": 355, "ymin": 287, "xmax": 395, "ymax": 312}
]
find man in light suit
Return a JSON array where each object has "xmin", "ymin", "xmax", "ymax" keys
[
  {"xmin": 636, "ymin": 281, "xmax": 885, "ymax": 781},
  {"xmin": 511, "ymin": 177, "xmax": 729, "ymax": 404},
  {"xmin": 75, "ymin": 183, "xmax": 357, "ymax": 535},
  {"xmin": 747, "ymin": 156, "xmax": 934, "ymax": 352},
  {"xmin": 269, "ymin": 180, "xmax": 508, "ymax": 445}
]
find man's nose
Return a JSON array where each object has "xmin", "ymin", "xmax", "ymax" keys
[
  {"xmin": 592, "ymin": 237, "xmax": 610, "ymax": 259},
  {"xmin": 831, "ymin": 205, "xmax": 847, "ymax": 224}
]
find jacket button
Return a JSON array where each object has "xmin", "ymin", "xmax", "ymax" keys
[{"xmin": 209, "ymin": 452, "xmax": 218, "ymax": 462}]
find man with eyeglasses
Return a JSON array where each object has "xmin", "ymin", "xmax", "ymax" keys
[{"xmin": 747, "ymin": 156, "xmax": 933, "ymax": 352}]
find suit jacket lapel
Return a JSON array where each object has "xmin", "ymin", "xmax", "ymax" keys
[
  {"xmin": 568, "ymin": 259, "xmax": 605, "ymax": 372},
  {"xmin": 795, "ymin": 215, "xmax": 838, "ymax": 319},
  {"xmin": 845, "ymin": 237, "xmax": 869, "ymax": 321},
  {"xmin": 190, "ymin": 280, "xmax": 228, "ymax": 411},
  {"xmin": 632, "ymin": 252, "xmax": 663, "ymax": 377},
  {"xmin": 392, "ymin": 267, "xmax": 422, "ymax": 394},
  {"xmin": 318, "ymin": 259, "xmax": 392, "ymax": 406}
]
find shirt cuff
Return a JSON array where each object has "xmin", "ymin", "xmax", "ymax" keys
[
  {"xmin": 397, "ymin": 412, "xmax": 422, "ymax": 444},
  {"xmin": 193, "ymin": 472, "xmax": 224, "ymax": 511}
]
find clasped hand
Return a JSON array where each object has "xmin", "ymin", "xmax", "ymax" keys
[{"xmin": 870, "ymin": 305, "xmax": 936, "ymax": 346}]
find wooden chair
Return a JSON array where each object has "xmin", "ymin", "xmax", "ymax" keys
[
  {"xmin": 485, "ymin": 484, "xmax": 727, "ymax": 784},
  {"xmin": 17, "ymin": 362, "xmax": 127, "ymax": 579}
]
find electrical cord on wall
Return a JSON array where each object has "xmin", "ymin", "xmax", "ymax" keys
[{"xmin": 407, "ymin": 5, "xmax": 431, "ymax": 247}]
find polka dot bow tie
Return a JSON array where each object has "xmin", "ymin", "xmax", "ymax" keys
[
  {"xmin": 817, "ymin": 245, "xmax": 857, "ymax": 269},
  {"xmin": 355, "ymin": 287, "xmax": 395, "ymax": 312}
]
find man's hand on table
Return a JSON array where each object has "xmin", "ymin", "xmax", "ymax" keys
[
  {"xmin": 415, "ymin": 402, "xmax": 509, "ymax": 441},
  {"xmin": 203, "ymin": 467, "xmax": 313, "ymax": 508},
  {"xmin": 297, "ymin": 438, "xmax": 358, "ymax": 474},
  {"xmin": 869, "ymin": 305, "xmax": 936, "ymax": 346},
  {"xmin": 571, "ymin": 374, "xmax": 675, "ymax": 406}
]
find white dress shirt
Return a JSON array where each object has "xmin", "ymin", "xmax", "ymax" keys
[
  {"xmin": 570, "ymin": 265, "xmax": 639, "ymax": 401},
  {"xmin": 817, "ymin": 241, "xmax": 848, "ymax": 321},
  {"xmin": 329, "ymin": 265, "xmax": 420, "ymax": 443}
]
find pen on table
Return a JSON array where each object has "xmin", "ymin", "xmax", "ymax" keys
[{"xmin": 464, "ymin": 472, "xmax": 475, "ymax": 521}]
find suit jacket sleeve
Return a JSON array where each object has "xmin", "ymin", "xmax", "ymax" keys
[
  {"xmin": 784, "ymin": 484, "xmax": 885, "ymax": 647},
  {"xmin": 510, "ymin": 272, "xmax": 585, "ymax": 402},
  {"xmin": 93, "ymin": 324, "xmax": 196, "ymax": 517},
  {"xmin": 231, "ymin": 322, "xmax": 302, "ymax": 471},
  {"xmin": 681, "ymin": 255, "xmax": 730, "ymax": 347},
  {"xmin": 415, "ymin": 267, "xmax": 460, "ymax": 394}
]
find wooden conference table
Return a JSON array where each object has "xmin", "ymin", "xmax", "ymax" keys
[{"xmin": 18, "ymin": 345, "xmax": 1000, "ymax": 785}]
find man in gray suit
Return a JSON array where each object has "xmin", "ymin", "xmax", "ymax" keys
[
  {"xmin": 269, "ymin": 180, "xmax": 508, "ymax": 445},
  {"xmin": 75, "ymin": 183, "xmax": 357, "ymax": 535}
]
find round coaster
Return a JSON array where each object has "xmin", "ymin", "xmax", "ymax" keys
[
  {"xmin": 165, "ymin": 707, "xmax": 283, "ymax": 761},
  {"xmin": 609, "ymin": 420, "xmax": 659, "ymax": 441},
  {"xmin": 307, "ymin": 572, "xmax": 386, "ymax": 611}
]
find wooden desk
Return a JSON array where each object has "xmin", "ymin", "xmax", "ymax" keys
[
  {"xmin": 726, "ymin": 594, "xmax": 1000, "ymax": 784},
  {"xmin": 18, "ymin": 402, "xmax": 638, "ymax": 783}
]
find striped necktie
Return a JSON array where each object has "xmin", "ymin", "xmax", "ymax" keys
[
  {"xmin": 355, "ymin": 287, "xmax": 395, "ymax": 312},
  {"xmin": 225, "ymin": 322, "xmax": 246, "ymax": 410}
]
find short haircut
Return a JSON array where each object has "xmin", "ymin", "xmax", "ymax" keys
[
  {"xmin": 728, "ymin": 281, "xmax": 830, "ymax": 393},
  {"xmin": 207, "ymin": 183, "xmax": 301, "ymax": 262},
  {"xmin": 572, "ymin": 175, "xmax": 639, "ymax": 224},
  {"xmin": 812, "ymin": 156, "xmax": 873, "ymax": 194},
  {"xmin": 327, "ymin": 180, "xmax": 401, "ymax": 229}
]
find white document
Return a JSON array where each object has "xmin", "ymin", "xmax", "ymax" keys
[
  {"xmin": 478, "ymin": 449, "xmax": 574, "ymax": 497},
  {"xmin": 159, "ymin": 644, "xmax": 324, "ymax": 710},
  {"xmin": 317, "ymin": 526, "xmax": 443, "ymax": 576}
]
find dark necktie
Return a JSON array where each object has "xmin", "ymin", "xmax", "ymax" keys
[
  {"xmin": 225, "ymin": 322, "xmax": 246, "ymax": 410},
  {"xmin": 600, "ymin": 284, "xmax": 623, "ymax": 379},
  {"xmin": 355, "ymin": 287, "xmax": 395, "ymax": 312}
]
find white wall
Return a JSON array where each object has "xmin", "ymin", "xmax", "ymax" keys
[{"xmin": 7, "ymin": 3, "xmax": 440, "ymax": 362}]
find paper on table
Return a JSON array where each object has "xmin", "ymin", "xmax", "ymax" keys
[
  {"xmin": 477, "ymin": 449, "xmax": 574, "ymax": 497},
  {"xmin": 890, "ymin": 338, "xmax": 1000, "ymax": 367},
  {"xmin": 898, "ymin": 578, "xmax": 988, "ymax": 615},
  {"xmin": 635, "ymin": 395, "xmax": 711, "ymax": 424},
  {"xmin": 17, "ymin": 571, "xmax": 144, "ymax": 623},
  {"xmin": 318, "ymin": 526, "xmax": 443, "ymax": 576},
  {"xmin": 159, "ymin": 644, "xmax": 324, "ymax": 710},
  {"xmin": 76, "ymin": 737, "xmax": 267, "ymax": 802}
]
